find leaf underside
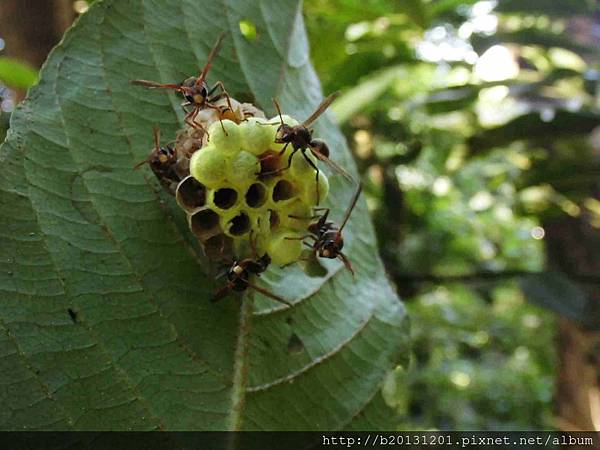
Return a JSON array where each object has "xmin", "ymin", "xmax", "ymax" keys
[{"xmin": 0, "ymin": 0, "xmax": 407, "ymax": 431}]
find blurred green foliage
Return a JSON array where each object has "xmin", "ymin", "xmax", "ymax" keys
[
  {"xmin": 305, "ymin": 0, "xmax": 600, "ymax": 430},
  {"xmin": 0, "ymin": 56, "xmax": 38, "ymax": 90},
  {"xmin": 389, "ymin": 283, "xmax": 554, "ymax": 430}
]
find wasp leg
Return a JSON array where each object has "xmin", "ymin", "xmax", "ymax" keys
[
  {"xmin": 212, "ymin": 281, "xmax": 235, "ymax": 302},
  {"xmin": 205, "ymin": 102, "xmax": 228, "ymax": 134},
  {"xmin": 300, "ymin": 149, "xmax": 322, "ymax": 205},
  {"xmin": 248, "ymin": 230, "xmax": 259, "ymax": 259},
  {"xmin": 284, "ymin": 234, "xmax": 317, "ymax": 241},
  {"xmin": 185, "ymin": 106, "xmax": 209, "ymax": 138},
  {"xmin": 288, "ymin": 213, "xmax": 321, "ymax": 220},
  {"xmin": 208, "ymin": 81, "xmax": 234, "ymax": 116},
  {"xmin": 260, "ymin": 143, "xmax": 294, "ymax": 177},
  {"xmin": 337, "ymin": 252, "xmax": 355, "ymax": 277},
  {"xmin": 312, "ymin": 208, "xmax": 330, "ymax": 226}
]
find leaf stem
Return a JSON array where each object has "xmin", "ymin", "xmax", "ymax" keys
[{"xmin": 227, "ymin": 290, "xmax": 254, "ymax": 432}]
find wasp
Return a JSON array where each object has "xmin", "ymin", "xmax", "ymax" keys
[
  {"xmin": 212, "ymin": 253, "xmax": 292, "ymax": 307},
  {"xmin": 134, "ymin": 126, "xmax": 182, "ymax": 193},
  {"xmin": 265, "ymin": 92, "xmax": 354, "ymax": 204},
  {"xmin": 212, "ymin": 231, "xmax": 291, "ymax": 306},
  {"xmin": 131, "ymin": 33, "xmax": 232, "ymax": 134},
  {"xmin": 289, "ymin": 182, "xmax": 362, "ymax": 275}
]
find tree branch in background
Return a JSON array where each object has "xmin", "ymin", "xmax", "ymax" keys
[
  {"xmin": 0, "ymin": 0, "xmax": 74, "ymax": 99},
  {"xmin": 390, "ymin": 270, "xmax": 600, "ymax": 285},
  {"xmin": 545, "ymin": 213, "xmax": 600, "ymax": 431}
]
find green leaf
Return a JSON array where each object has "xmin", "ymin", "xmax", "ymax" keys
[
  {"xmin": 0, "ymin": 57, "xmax": 38, "ymax": 90},
  {"xmin": 468, "ymin": 111, "xmax": 600, "ymax": 154},
  {"xmin": 520, "ymin": 273, "xmax": 591, "ymax": 326},
  {"xmin": 0, "ymin": 0, "xmax": 407, "ymax": 431},
  {"xmin": 332, "ymin": 66, "xmax": 406, "ymax": 124}
]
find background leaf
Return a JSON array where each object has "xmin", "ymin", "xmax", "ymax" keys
[
  {"xmin": 520, "ymin": 273, "xmax": 591, "ymax": 327},
  {"xmin": 468, "ymin": 111, "xmax": 600, "ymax": 154},
  {"xmin": 0, "ymin": 0, "xmax": 407, "ymax": 431}
]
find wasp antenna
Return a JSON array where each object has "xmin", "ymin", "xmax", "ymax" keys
[
  {"xmin": 130, "ymin": 79, "xmax": 182, "ymax": 90},
  {"xmin": 249, "ymin": 230, "xmax": 259, "ymax": 258},
  {"xmin": 338, "ymin": 252, "xmax": 355, "ymax": 277},
  {"xmin": 197, "ymin": 32, "xmax": 227, "ymax": 86},
  {"xmin": 339, "ymin": 182, "xmax": 363, "ymax": 232},
  {"xmin": 132, "ymin": 158, "xmax": 148, "ymax": 170},
  {"xmin": 152, "ymin": 125, "xmax": 161, "ymax": 150},
  {"xmin": 272, "ymin": 98, "xmax": 285, "ymax": 126},
  {"xmin": 302, "ymin": 91, "xmax": 341, "ymax": 127}
]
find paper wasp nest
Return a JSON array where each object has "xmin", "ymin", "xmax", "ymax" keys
[{"xmin": 174, "ymin": 98, "xmax": 329, "ymax": 265}]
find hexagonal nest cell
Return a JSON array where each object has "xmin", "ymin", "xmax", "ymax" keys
[
  {"xmin": 226, "ymin": 212, "xmax": 251, "ymax": 237},
  {"xmin": 272, "ymin": 179, "xmax": 297, "ymax": 203},
  {"xmin": 212, "ymin": 187, "xmax": 238, "ymax": 210},
  {"xmin": 189, "ymin": 207, "xmax": 221, "ymax": 241},
  {"xmin": 176, "ymin": 176, "xmax": 207, "ymax": 212},
  {"xmin": 203, "ymin": 233, "xmax": 234, "ymax": 261},
  {"xmin": 245, "ymin": 183, "xmax": 267, "ymax": 208},
  {"xmin": 173, "ymin": 107, "xmax": 333, "ymax": 265}
]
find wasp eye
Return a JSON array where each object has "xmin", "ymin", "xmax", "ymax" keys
[
  {"xmin": 201, "ymin": 86, "xmax": 208, "ymax": 97},
  {"xmin": 182, "ymin": 77, "xmax": 196, "ymax": 88},
  {"xmin": 163, "ymin": 145, "xmax": 175, "ymax": 157},
  {"xmin": 275, "ymin": 127, "xmax": 286, "ymax": 141}
]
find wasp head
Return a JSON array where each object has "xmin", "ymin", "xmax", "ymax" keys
[
  {"xmin": 275, "ymin": 123, "xmax": 294, "ymax": 143},
  {"xmin": 181, "ymin": 77, "xmax": 208, "ymax": 106},
  {"xmin": 257, "ymin": 253, "xmax": 271, "ymax": 271},
  {"xmin": 152, "ymin": 144, "xmax": 176, "ymax": 167},
  {"xmin": 319, "ymin": 231, "xmax": 344, "ymax": 259}
]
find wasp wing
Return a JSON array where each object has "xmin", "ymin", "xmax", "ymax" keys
[
  {"xmin": 311, "ymin": 147, "xmax": 355, "ymax": 184},
  {"xmin": 302, "ymin": 92, "xmax": 340, "ymax": 127}
]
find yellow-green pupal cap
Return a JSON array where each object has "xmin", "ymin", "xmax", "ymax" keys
[
  {"xmin": 290, "ymin": 149, "xmax": 319, "ymax": 179},
  {"xmin": 280, "ymin": 200, "xmax": 313, "ymax": 231},
  {"xmin": 300, "ymin": 170, "xmax": 329, "ymax": 205},
  {"xmin": 190, "ymin": 146, "xmax": 228, "ymax": 188},
  {"xmin": 252, "ymin": 210, "xmax": 272, "ymax": 255},
  {"xmin": 228, "ymin": 151, "xmax": 260, "ymax": 188},
  {"xmin": 207, "ymin": 119, "xmax": 242, "ymax": 155},
  {"xmin": 176, "ymin": 101, "xmax": 333, "ymax": 267},
  {"xmin": 267, "ymin": 229, "xmax": 304, "ymax": 266},
  {"xmin": 239, "ymin": 118, "xmax": 277, "ymax": 155},
  {"xmin": 267, "ymin": 114, "xmax": 300, "ymax": 128}
]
